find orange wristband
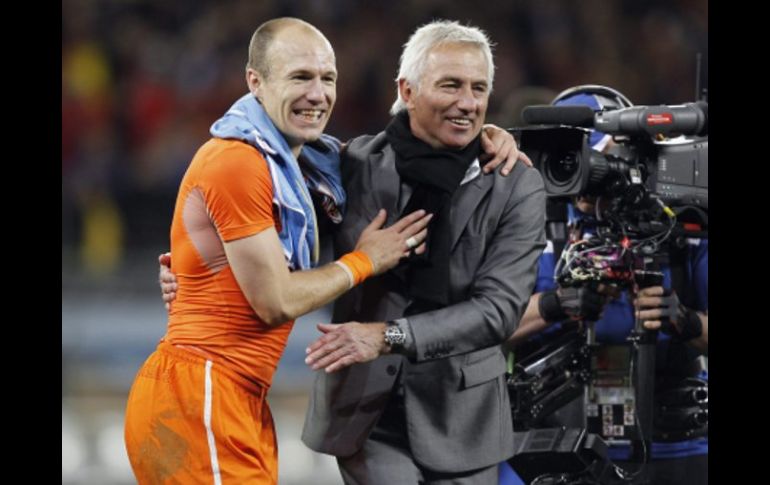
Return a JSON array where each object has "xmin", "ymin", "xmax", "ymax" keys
[{"xmin": 336, "ymin": 251, "xmax": 374, "ymax": 286}]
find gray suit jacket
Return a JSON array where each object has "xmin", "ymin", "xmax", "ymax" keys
[{"xmin": 302, "ymin": 132, "xmax": 546, "ymax": 473}]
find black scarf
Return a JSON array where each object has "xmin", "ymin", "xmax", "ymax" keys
[{"xmin": 385, "ymin": 110, "xmax": 482, "ymax": 312}]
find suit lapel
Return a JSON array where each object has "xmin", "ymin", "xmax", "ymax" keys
[
  {"xmin": 368, "ymin": 145, "xmax": 403, "ymax": 225},
  {"xmin": 450, "ymin": 173, "xmax": 493, "ymax": 251}
]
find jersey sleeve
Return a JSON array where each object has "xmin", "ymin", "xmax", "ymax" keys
[{"xmin": 201, "ymin": 142, "xmax": 276, "ymax": 242}]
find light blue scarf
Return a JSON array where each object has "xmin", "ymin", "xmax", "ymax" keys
[{"xmin": 210, "ymin": 94, "xmax": 345, "ymax": 270}]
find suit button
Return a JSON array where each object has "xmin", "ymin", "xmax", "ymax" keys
[{"xmin": 386, "ymin": 365, "xmax": 397, "ymax": 376}]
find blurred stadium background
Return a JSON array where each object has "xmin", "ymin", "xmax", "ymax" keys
[{"xmin": 62, "ymin": 1, "xmax": 707, "ymax": 483}]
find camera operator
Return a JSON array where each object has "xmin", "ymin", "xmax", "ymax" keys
[{"xmin": 501, "ymin": 88, "xmax": 707, "ymax": 485}]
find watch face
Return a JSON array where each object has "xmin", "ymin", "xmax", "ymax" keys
[{"xmin": 385, "ymin": 326, "xmax": 406, "ymax": 346}]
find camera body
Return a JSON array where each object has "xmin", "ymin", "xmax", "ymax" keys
[
  {"xmin": 514, "ymin": 86, "xmax": 708, "ymax": 243},
  {"xmin": 513, "ymin": 125, "xmax": 707, "ymax": 239},
  {"xmin": 520, "ymin": 126, "xmax": 707, "ymax": 205}
]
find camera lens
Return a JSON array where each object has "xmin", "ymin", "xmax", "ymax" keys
[{"xmin": 546, "ymin": 151, "xmax": 579, "ymax": 184}]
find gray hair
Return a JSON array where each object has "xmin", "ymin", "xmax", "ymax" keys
[{"xmin": 390, "ymin": 20, "xmax": 495, "ymax": 115}]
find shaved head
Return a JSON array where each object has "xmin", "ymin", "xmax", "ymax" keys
[{"xmin": 247, "ymin": 17, "xmax": 333, "ymax": 79}]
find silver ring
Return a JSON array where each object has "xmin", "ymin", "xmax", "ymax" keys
[{"xmin": 405, "ymin": 236, "xmax": 419, "ymax": 250}]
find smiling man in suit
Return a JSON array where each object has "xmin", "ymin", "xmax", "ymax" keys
[{"xmin": 302, "ymin": 20, "xmax": 547, "ymax": 485}]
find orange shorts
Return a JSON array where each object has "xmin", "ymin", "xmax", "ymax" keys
[{"xmin": 124, "ymin": 341, "xmax": 278, "ymax": 484}]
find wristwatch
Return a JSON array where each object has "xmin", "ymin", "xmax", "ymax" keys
[{"xmin": 384, "ymin": 320, "xmax": 406, "ymax": 348}]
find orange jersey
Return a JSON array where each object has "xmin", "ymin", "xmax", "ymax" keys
[{"xmin": 166, "ymin": 138, "xmax": 293, "ymax": 388}]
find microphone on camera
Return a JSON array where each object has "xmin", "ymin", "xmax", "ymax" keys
[{"xmin": 522, "ymin": 102, "xmax": 708, "ymax": 138}]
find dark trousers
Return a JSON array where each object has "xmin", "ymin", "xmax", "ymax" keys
[{"xmin": 338, "ymin": 392, "xmax": 499, "ymax": 485}]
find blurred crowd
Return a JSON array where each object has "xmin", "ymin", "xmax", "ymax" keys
[{"xmin": 62, "ymin": 0, "xmax": 707, "ymax": 273}]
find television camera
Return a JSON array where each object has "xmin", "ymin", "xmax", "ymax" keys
[{"xmin": 507, "ymin": 85, "xmax": 709, "ymax": 484}]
